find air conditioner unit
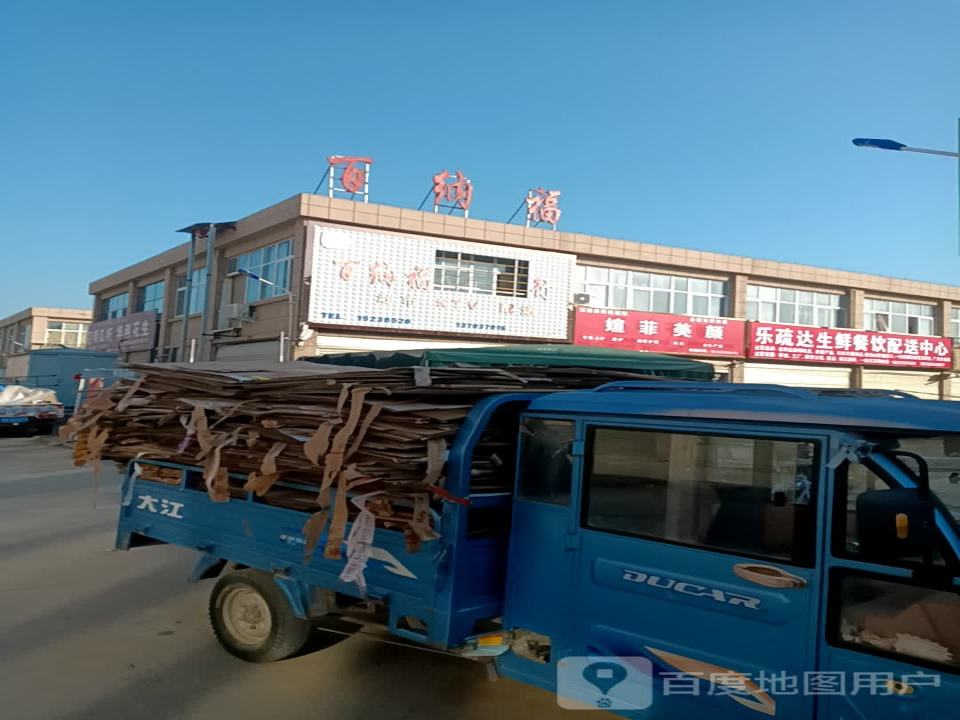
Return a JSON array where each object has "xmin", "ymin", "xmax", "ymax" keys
[
  {"xmin": 221, "ymin": 303, "xmax": 254, "ymax": 323},
  {"xmin": 573, "ymin": 292, "xmax": 591, "ymax": 305}
]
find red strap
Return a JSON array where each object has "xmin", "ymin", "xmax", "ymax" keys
[{"xmin": 428, "ymin": 486, "xmax": 471, "ymax": 506}]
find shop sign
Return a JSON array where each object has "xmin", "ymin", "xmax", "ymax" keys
[
  {"xmin": 309, "ymin": 226, "xmax": 573, "ymax": 340},
  {"xmin": 748, "ymin": 322, "xmax": 953, "ymax": 369},
  {"xmin": 575, "ymin": 307, "xmax": 746, "ymax": 357},
  {"xmin": 87, "ymin": 310, "xmax": 158, "ymax": 353}
]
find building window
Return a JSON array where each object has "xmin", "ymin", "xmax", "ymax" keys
[
  {"xmin": 175, "ymin": 269, "xmax": 206, "ymax": 316},
  {"xmin": 227, "ymin": 239, "xmax": 293, "ymax": 302},
  {"xmin": 15, "ymin": 323, "xmax": 31, "ymax": 352},
  {"xmin": 101, "ymin": 292, "xmax": 129, "ymax": 320},
  {"xmin": 864, "ymin": 299, "xmax": 935, "ymax": 335},
  {"xmin": 575, "ymin": 266, "xmax": 725, "ymax": 316},
  {"xmin": 45, "ymin": 321, "xmax": 88, "ymax": 348},
  {"xmin": 952, "ymin": 308, "xmax": 960, "ymax": 340},
  {"xmin": 583, "ymin": 427, "xmax": 818, "ymax": 565},
  {"xmin": 2, "ymin": 324, "xmax": 27, "ymax": 353},
  {"xmin": 746, "ymin": 285, "xmax": 843, "ymax": 326},
  {"xmin": 2, "ymin": 325, "xmax": 15, "ymax": 354},
  {"xmin": 137, "ymin": 281, "xmax": 165, "ymax": 314},
  {"xmin": 434, "ymin": 250, "xmax": 529, "ymax": 297}
]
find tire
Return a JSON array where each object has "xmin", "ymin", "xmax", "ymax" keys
[
  {"xmin": 35, "ymin": 423, "xmax": 54, "ymax": 436},
  {"xmin": 209, "ymin": 569, "xmax": 311, "ymax": 662}
]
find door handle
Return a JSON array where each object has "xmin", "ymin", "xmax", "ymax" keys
[{"xmin": 733, "ymin": 563, "xmax": 807, "ymax": 589}]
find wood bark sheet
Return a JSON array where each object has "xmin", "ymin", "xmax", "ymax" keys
[{"xmin": 65, "ymin": 360, "xmax": 662, "ymax": 551}]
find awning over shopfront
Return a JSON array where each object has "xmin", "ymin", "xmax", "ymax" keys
[{"xmin": 302, "ymin": 343, "xmax": 715, "ymax": 380}]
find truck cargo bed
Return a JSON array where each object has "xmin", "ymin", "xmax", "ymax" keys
[{"xmin": 115, "ymin": 394, "xmax": 535, "ymax": 649}]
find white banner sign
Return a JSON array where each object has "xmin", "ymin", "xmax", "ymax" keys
[{"xmin": 308, "ymin": 226, "xmax": 573, "ymax": 340}]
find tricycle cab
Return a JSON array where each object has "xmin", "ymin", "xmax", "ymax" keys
[{"xmin": 495, "ymin": 382, "xmax": 960, "ymax": 719}]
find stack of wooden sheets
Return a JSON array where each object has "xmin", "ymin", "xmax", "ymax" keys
[{"xmin": 65, "ymin": 360, "xmax": 658, "ymax": 558}]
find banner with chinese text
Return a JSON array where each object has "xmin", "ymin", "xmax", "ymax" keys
[
  {"xmin": 574, "ymin": 307, "xmax": 746, "ymax": 357},
  {"xmin": 748, "ymin": 322, "xmax": 953, "ymax": 369},
  {"xmin": 309, "ymin": 226, "xmax": 574, "ymax": 339}
]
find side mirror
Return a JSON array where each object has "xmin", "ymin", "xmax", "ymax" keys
[{"xmin": 856, "ymin": 488, "xmax": 936, "ymax": 561}]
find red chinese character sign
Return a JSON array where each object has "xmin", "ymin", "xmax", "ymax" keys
[
  {"xmin": 748, "ymin": 322, "xmax": 953, "ymax": 369},
  {"xmin": 574, "ymin": 308, "xmax": 746, "ymax": 357},
  {"xmin": 525, "ymin": 188, "xmax": 562, "ymax": 229},
  {"xmin": 322, "ymin": 155, "xmax": 372, "ymax": 202},
  {"xmin": 432, "ymin": 169, "xmax": 473, "ymax": 216}
]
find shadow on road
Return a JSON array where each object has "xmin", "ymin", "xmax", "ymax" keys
[{"xmin": 53, "ymin": 623, "xmax": 501, "ymax": 720}]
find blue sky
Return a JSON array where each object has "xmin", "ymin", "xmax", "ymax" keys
[{"xmin": 1, "ymin": 1, "xmax": 959, "ymax": 318}]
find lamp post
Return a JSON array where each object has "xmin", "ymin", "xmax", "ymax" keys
[
  {"xmin": 852, "ymin": 122, "xmax": 960, "ymax": 253},
  {"xmin": 234, "ymin": 269, "xmax": 295, "ymax": 362}
]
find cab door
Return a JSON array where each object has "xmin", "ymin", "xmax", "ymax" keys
[
  {"xmin": 818, "ymin": 450, "xmax": 960, "ymax": 719},
  {"xmin": 574, "ymin": 420, "xmax": 827, "ymax": 719},
  {"xmin": 499, "ymin": 414, "xmax": 582, "ymax": 691}
]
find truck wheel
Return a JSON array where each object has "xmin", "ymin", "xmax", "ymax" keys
[{"xmin": 209, "ymin": 569, "xmax": 311, "ymax": 662}]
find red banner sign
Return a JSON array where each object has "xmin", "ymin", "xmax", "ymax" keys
[
  {"xmin": 748, "ymin": 322, "xmax": 953, "ymax": 369},
  {"xmin": 574, "ymin": 307, "xmax": 746, "ymax": 357}
]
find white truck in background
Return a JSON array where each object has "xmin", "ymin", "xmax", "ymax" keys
[{"xmin": 0, "ymin": 385, "xmax": 64, "ymax": 435}]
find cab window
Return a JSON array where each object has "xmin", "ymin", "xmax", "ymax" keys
[
  {"xmin": 582, "ymin": 428, "xmax": 818, "ymax": 565},
  {"xmin": 834, "ymin": 572, "xmax": 960, "ymax": 673},
  {"xmin": 517, "ymin": 418, "xmax": 574, "ymax": 505},
  {"xmin": 897, "ymin": 436, "xmax": 960, "ymax": 524},
  {"xmin": 835, "ymin": 460, "xmax": 948, "ymax": 566}
]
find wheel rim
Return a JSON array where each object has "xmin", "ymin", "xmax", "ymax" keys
[{"xmin": 220, "ymin": 585, "xmax": 272, "ymax": 646}]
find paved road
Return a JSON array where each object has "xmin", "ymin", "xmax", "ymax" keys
[{"xmin": 0, "ymin": 436, "xmax": 568, "ymax": 720}]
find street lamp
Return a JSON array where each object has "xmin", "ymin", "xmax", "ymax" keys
[
  {"xmin": 852, "ymin": 123, "xmax": 960, "ymax": 253},
  {"xmin": 852, "ymin": 136, "xmax": 960, "ymax": 159},
  {"xmin": 232, "ymin": 268, "xmax": 295, "ymax": 362}
]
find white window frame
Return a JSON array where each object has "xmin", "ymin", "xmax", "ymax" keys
[
  {"xmin": 746, "ymin": 284, "xmax": 844, "ymax": 327},
  {"xmin": 574, "ymin": 265, "xmax": 725, "ymax": 316},
  {"xmin": 45, "ymin": 321, "xmax": 88, "ymax": 348},
  {"xmin": 433, "ymin": 250, "xmax": 530, "ymax": 297},
  {"xmin": 175, "ymin": 269, "xmax": 206, "ymax": 317},
  {"xmin": 864, "ymin": 298, "xmax": 935, "ymax": 335},
  {"xmin": 227, "ymin": 239, "xmax": 294, "ymax": 302}
]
